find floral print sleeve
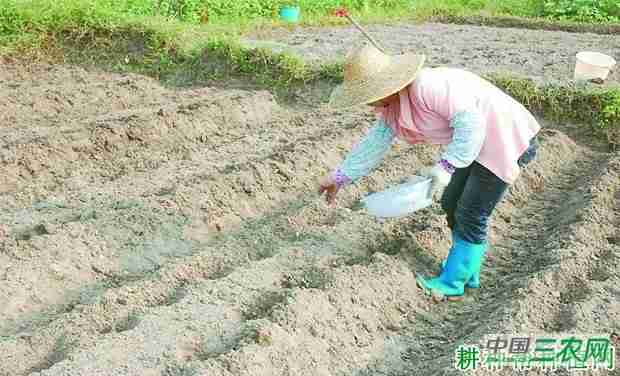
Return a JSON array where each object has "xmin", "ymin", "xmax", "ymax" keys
[
  {"xmin": 439, "ymin": 110, "xmax": 486, "ymax": 172},
  {"xmin": 331, "ymin": 120, "xmax": 396, "ymax": 188}
]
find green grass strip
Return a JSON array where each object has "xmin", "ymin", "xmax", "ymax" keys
[
  {"xmin": 202, "ymin": 38, "xmax": 619, "ymax": 147},
  {"xmin": 2, "ymin": 0, "xmax": 620, "ymax": 47},
  {"xmin": 428, "ymin": 13, "xmax": 620, "ymax": 35},
  {"xmin": 1, "ymin": 5, "xmax": 618, "ymax": 148}
]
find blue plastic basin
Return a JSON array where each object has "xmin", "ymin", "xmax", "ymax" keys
[{"xmin": 279, "ymin": 6, "xmax": 300, "ymax": 23}]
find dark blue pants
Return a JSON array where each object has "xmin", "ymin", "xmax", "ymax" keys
[{"xmin": 441, "ymin": 138, "xmax": 538, "ymax": 244}]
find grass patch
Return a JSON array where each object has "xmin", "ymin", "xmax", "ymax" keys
[
  {"xmin": 3, "ymin": 20, "xmax": 619, "ymax": 147},
  {"xmin": 91, "ymin": 30, "xmax": 620, "ymax": 146},
  {"xmin": 1, "ymin": 1, "xmax": 619, "ymax": 149},
  {"xmin": 200, "ymin": 42, "xmax": 620, "ymax": 147},
  {"xmin": 488, "ymin": 74, "xmax": 620, "ymax": 148},
  {"xmin": 2, "ymin": 0, "xmax": 620, "ymax": 58},
  {"xmin": 428, "ymin": 13, "xmax": 620, "ymax": 34},
  {"xmin": 2, "ymin": 0, "xmax": 616, "ymax": 31}
]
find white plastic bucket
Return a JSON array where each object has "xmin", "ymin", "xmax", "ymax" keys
[
  {"xmin": 574, "ymin": 51, "xmax": 617, "ymax": 81},
  {"xmin": 361, "ymin": 175, "xmax": 433, "ymax": 218}
]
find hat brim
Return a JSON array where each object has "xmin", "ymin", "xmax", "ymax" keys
[{"xmin": 328, "ymin": 53, "xmax": 426, "ymax": 110}]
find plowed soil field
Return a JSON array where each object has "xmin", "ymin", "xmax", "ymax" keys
[{"xmin": 1, "ymin": 21, "xmax": 619, "ymax": 376}]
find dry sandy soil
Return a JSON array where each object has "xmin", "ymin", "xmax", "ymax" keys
[
  {"xmin": 1, "ymin": 21, "xmax": 619, "ymax": 376},
  {"xmin": 244, "ymin": 22, "xmax": 620, "ymax": 85}
]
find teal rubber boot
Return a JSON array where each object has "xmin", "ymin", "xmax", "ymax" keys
[
  {"xmin": 441, "ymin": 258, "xmax": 481, "ymax": 288},
  {"xmin": 416, "ymin": 233, "xmax": 487, "ymax": 301},
  {"xmin": 440, "ymin": 232, "xmax": 486, "ymax": 289}
]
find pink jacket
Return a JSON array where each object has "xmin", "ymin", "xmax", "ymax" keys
[{"xmin": 400, "ymin": 67, "xmax": 541, "ymax": 184}]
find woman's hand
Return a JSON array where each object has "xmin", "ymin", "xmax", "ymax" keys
[
  {"xmin": 318, "ymin": 174, "xmax": 340, "ymax": 207},
  {"xmin": 420, "ymin": 161, "xmax": 453, "ymax": 200}
]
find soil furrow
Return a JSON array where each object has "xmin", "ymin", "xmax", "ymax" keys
[
  {"xmin": 0, "ymin": 117, "xmax": 435, "ymax": 375},
  {"xmin": 3, "ymin": 128, "xmax": 605, "ymax": 376},
  {"xmin": 0, "ymin": 106, "xmax": 383, "ymax": 340},
  {"xmin": 17, "ymin": 130, "xmax": 604, "ymax": 376},
  {"xmin": 387, "ymin": 137, "xmax": 617, "ymax": 375},
  {"xmin": 0, "ymin": 88, "xmax": 281, "ymax": 201},
  {"xmin": 3, "ymin": 55, "xmax": 619, "ymax": 376},
  {"xmin": 162, "ymin": 131, "xmax": 615, "ymax": 376}
]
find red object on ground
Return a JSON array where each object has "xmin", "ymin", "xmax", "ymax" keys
[{"xmin": 334, "ymin": 8, "xmax": 349, "ymax": 17}]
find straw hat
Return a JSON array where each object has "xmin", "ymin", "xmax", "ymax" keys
[{"xmin": 329, "ymin": 43, "xmax": 426, "ymax": 110}]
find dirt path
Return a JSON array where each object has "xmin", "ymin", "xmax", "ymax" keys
[
  {"xmin": 243, "ymin": 22, "xmax": 620, "ymax": 85},
  {"xmin": 1, "ymin": 50, "xmax": 619, "ymax": 375}
]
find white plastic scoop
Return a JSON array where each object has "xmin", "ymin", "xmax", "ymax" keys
[{"xmin": 361, "ymin": 175, "xmax": 433, "ymax": 218}]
